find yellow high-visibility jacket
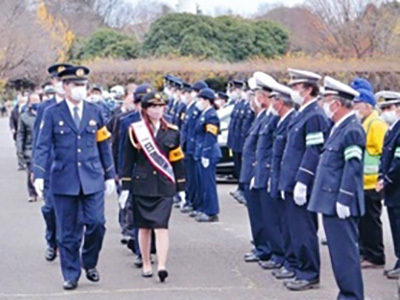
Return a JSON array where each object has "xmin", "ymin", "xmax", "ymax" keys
[{"xmin": 362, "ymin": 110, "xmax": 387, "ymax": 190}]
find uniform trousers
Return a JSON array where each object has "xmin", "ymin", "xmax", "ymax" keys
[
  {"xmin": 41, "ymin": 180, "xmax": 57, "ymax": 249},
  {"xmin": 200, "ymin": 158, "xmax": 220, "ymax": 216},
  {"xmin": 324, "ymin": 215, "xmax": 364, "ymax": 300},
  {"xmin": 184, "ymin": 154, "xmax": 196, "ymax": 207},
  {"xmin": 388, "ymin": 207, "xmax": 400, "ymax": 269},
  {"xmin": 359, "ymin": 189, "xmax": 385, "ymax": 265},
  {"xmin": 53, "ymin": 190, "xmax": 105, "ymax": 282},
  {"xmin": 285, "ymin": 192, "xmax": 320, "ymax": 281}
]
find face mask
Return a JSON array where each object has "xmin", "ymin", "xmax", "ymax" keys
[
  {"xmin": 191, "ymin": 91, "xmax": 197, "ymax": 99},
  {"xmin": 147, "ymin": 106, "xmax": 164, "ymax": 120},
  {"xmin": 254, "ymin": 97, "xmax": 262, "ymax": 109},
  {"xmin": 354, "ymin": 110, "xmax": 363, "ymax": 121},
  {"xmin": 241, "ymin": 91, "xmax": 248, "ymax": 101},
  {"xmin": 291, "ymin": 90, "xmax": 305, "ymax": 106},
  {"xmin": 89, "ymin": 95, "xmax": 101, "ymax": 103},
  {"xmin": 230, "ymin": 91, "xmax": 238, "ymax": 101},
  {"xmin": 54, "ymin": 82, "xmax": 65, "ymax": 95},
  {"xmin": 381, "ymin": 110, "xmax": 398, "ymax": 125},
  {"xmin": 323, "ymin": 101, "xmax": 336, "ymax": 119},
  {"xmin": 163, "ymin": 87, "xmax": 170, "ymax": 97},
  {"xmin": 181, "ymin": 95, "xmax": 188, "ymax": 105},
  {"xmin": 270, "ymin": 103, "xmax": 279, "ymax": 116},
  {"xmin": 196, "ymin": 100, "xmax": 205, "ymax": 111},
  {"xmin": 70, "ymin": 86, "xmax": 87, "ymax": 102}
]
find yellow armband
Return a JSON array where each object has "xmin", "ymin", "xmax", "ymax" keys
[
  {"xmin": 97, "ymin": 126, "xmax": 111, "ymax": 142},
  {"xmin": 206, "ymin": 124, "xmax": 218, "ymax": 136},
  {"xmin": 169, "ymin": 146, "xmax": 184, "ymax": 162}
]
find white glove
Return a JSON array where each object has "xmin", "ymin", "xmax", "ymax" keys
[
  {"xmin": 34, "ymin": 179, "xmax": 44, "ymax": 198},
  {"xmin": 105, "ymin": 179, "xmax": 116, "ymax": 197},
  {"xmin": 250, "ymin": 177, "xmax": 255, "ymax": 190},
  {"xmin": 267, "ymin": 178, "xmax": 271, "ymax": 193},
  {"xmin": 336, "ymin": 202, "xmax": 350, "ymax": 219},
  {"xmin": 179, "ymin": 191, "xmax": 186, "ymax": 209},
  {"xmin": 280, "ymin": 190, "xmax": 285, "ymax": 200},
  {"xmin": 119, "ymin": 190, "xmax": 129, "ymax": 209},
  {"xmin": 293, "ymin": 182, "xmax": 307, "ymax": 206},
  {"xmin": 201, "ymin": 157, "xmax": 210, "ymax": 168}
]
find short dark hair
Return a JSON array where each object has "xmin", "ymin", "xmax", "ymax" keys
[{"xmin": 335, "ymin": 96, "xmax": 354, "ymax": 109}]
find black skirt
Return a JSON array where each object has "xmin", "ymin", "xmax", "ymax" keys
[{"xmin": 132, "ymin": 195, "xmax": 173, "ymax": 229}]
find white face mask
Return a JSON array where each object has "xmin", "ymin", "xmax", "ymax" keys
[
  {"xmin": 241, "ymin": 91, "xmax": 248, "ymax": 101},
  {"xmin": 70, "ymin": 86, "xmax": 87, "ymax": 102},
  {"xmin": 191, "ymin": 91, "xmax": 197, "ymax": 99},
  {"xmin": 270, "ymin": 102, "xmax": 279, "ymax": 116},
  {"xmin": 381, "ymin": 110, "xmax": 398, "ymax": 125},
  {"xmin": 254, "ymin": 97, "xmax": 262, "ymax": 109},
  {"xmin": 323, "ymin": 101, "xmax": 335, "ymax": 119},
  {"xmin": 196, "ymin": 100, "xmax": 205, "ymax": 111},
  {"xmin": 89, "ymin": 95, "xmax": 101, "ymax": 103},
  {"xmin": 354, "ymin": 110, "xmax": 363, "ymax": 121},
  {"xmin": 55, "ymin": 82, "xmax": 65, "ymax": 96},
  {"xmin": 181, "ymin": 95, "xmax": 188, "ymax": 105},
  {"xmin": 291, "ymin": 90, "xmax": 305, "ymax": 106}
]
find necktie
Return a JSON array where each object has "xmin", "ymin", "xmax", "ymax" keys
[{"xmin": 73, "ymin": 106, "xmax": 80, "ymax": 129}]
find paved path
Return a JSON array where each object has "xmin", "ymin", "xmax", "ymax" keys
[{"xmin": 0, "ymin": 118, "xmax": 397, "ymax": 299}]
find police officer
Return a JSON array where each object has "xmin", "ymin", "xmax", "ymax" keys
[
  {"xmin": 279, "ymin": 69, "xmax": 330, "ymax": 291},
  {"xmin": 172, "ymin": 82, "xmax": 190, "ymax": 129},
  {"xmin": 88, "ymin": 85, "xmax": 111, "ymax": 124},
  {"xmin": 181, "ymin": 81, "xmax": 208, "ymax": 214},
  {"xmin": 216, "ymin": 92, "xmax": 229, "ymax": 109},
  {"xmin": 240, "ymin": 75, "xmax": 269, "ymax": 263},
  {"xmin": 194, "ymin": 88, "xmax": 221, "ymax": 222},
  {"xmin": 376, "ymin": 91, "xmax": 400, "ymax": 279},
  {"xmin": 268, "ymin": 83, "xmax": 298, "ymax": 279},
  {"xmin": 33, "ymin": 66, "xmax": 116, "ymax": 290},
  {"xmin": 32, "ymin": 63, "xmax": 74, "ymax": 262},
  {"xmin": 309, "ymin": 76, "xmax": 365, "ymax": 299},
  {"xmin": 227, "ymin": 81, "xmax": 247, "ymax": 203},
  {"xmin": 249, "ymin": 72, "xmax": 280, "ymax": 266}
]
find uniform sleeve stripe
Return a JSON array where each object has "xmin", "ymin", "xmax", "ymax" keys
[
  {"xmin": 306, "ymin": 132, "xmax": 324, "ymax": 140},
  {"xmin": 299, "ymin": 167, "xmax": 315, "ymax": 176},
  {"xmin": 340, "ymin": 189, "xmax": 354, "ymax": 196},
  {"xmin": 395, "ymin": 147, "xmax": 400, "ymax": 158},
  {"xmin": 344, "ymin": 146, "xmax": 363, "ymax": 161},
  {"xmin": 306, "ymin": 138, "xmax": 324, "ymax": 146}
]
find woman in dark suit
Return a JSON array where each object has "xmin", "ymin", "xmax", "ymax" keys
[{"xmin": 120, "ymin": 92, "xmax": 185, "ymax": 282}]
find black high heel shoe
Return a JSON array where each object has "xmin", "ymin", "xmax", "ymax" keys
[{"xmin": 158, "ymin": 270, "xmax": 168, "ymax": 282}]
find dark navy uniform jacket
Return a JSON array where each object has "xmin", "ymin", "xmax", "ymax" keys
[
  {"xmin": 239, "ymin": 102, "xmax": 255, "ymax": 151},
  {"xmin": 121, "ymin": 122, "xmax": 185, "ymax": 197},
  {"xmin": 181, "ymin": 102, "xmax": 201, "ymax": 156},
  {"xmin": 34, "ymin": 100, "xmax": 115, "ymax": 196},
  {"xmin": 379, "ymin": 120, "xmax": 400, "ymax": 207},
  {"xmin": 232, "ymin": 100, "xmax": 248, "ymax": 153},
  {"xmin": 279, "ymin": 100, "xmax": 330, "ymax": 193},
  {"xmin": 227, "ymin": 100, "xmax": 242, "ymax": 150},
  {"xmin": 32, "ymin": 98, "xmax": 57, "ymax": 181},
  {"xmin": 270, "ymin": 109, "xmax": 297, "ymax": 199},
  {"xmin": 239, "ymin": 110, "xmax": 267, "ymax": 184},
  {"xmin": 309, "ymin": 114, "xmax": 366, "ymax": 217},
  {"xmin": 172, "ymin": 102, "xmax": 187, "ymax": 129},
  {"xmin": 253, "ymin": 112, "xmax": 280, "ymax": 189},
  {"xmin": 194, "ymin": 107, "xmax": 222, "ymax": 161}
]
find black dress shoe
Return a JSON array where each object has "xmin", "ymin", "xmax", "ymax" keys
[
  {"xmin": 180, "ymin": 206, "xmax": 193, "ymax": 213},
  {"xmin": 134, "ymin": 255, "xmax": 143, "ymax": 268},
  {"xmin": 259, "ymin": 260, "xmax": 282, "ymax": 270},
  {"xmin": 244, "ymin": 253, "xmax": 259, "ymax": 262},
  {"xmin": 386, "ymin": 268, "xmax": 400, "ymax": 279},
  {"xmin": 142, "ymin": 270, "xmax": 153, "ymax": 278},
  {"xmin": 45, "ymin": 247, "xmax": 57, "ymax": 261},
  {"xmin": 158, "ymin": 270, "xmax": 168, "ymax": 282},
  {"xmin": 285, "ymin": 279, "xmax": 319, "ymax": 291},
  {"xmin": 196, "ymin": 213, "xmax": 219, "ymax": 223},
  {"xmin": 85, "ymin": 268, "xmax": 100, "ymax": 282},
  {"xmin": 189, "ymin": 210, "xmax": 199, "ymax": 218},
  {"xmin": 127, "ymin": 239, "xmax": 136, "ymax": 253},
  {"xmin": 63, "ymin": 280, "xmax": 78, "ymax": 290},
  {"xmin": 272, "ymin": 267, "xmax": 296, "ymax": 279}
]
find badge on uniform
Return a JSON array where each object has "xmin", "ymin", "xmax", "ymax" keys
[
  {"xmin": 59, "ymin": 121, "xmax": 64, "ymax": 126},
  {"xmin": 40, "ymin": 120, "xmax": 44, "ymax": 130},
  {"xmin": 89, "ymin": 119, "xmax": 97, "ymax": 126}
]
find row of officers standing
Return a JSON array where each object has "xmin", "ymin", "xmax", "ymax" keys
[
  {"xmin": 30, "ymin": 63, "xmax": 224, "ymax": 290},
  {"xmin": 227, "ymin": 69, "xmax": 400, "ymax": 300}
]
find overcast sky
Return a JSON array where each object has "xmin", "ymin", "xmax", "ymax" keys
[{"xmin": 129, "ymin": 0, "xmax": 305, "ymax": 15}]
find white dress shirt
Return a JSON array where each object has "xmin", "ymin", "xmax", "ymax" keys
[{"xmin": 66, "ymin": 99, "xmax": 84, "ymax": 120}]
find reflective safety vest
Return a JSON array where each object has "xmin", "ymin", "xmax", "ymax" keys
[{"xmin": 362, "ymin": 111, "xmax": 387, "ymax": 190}]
